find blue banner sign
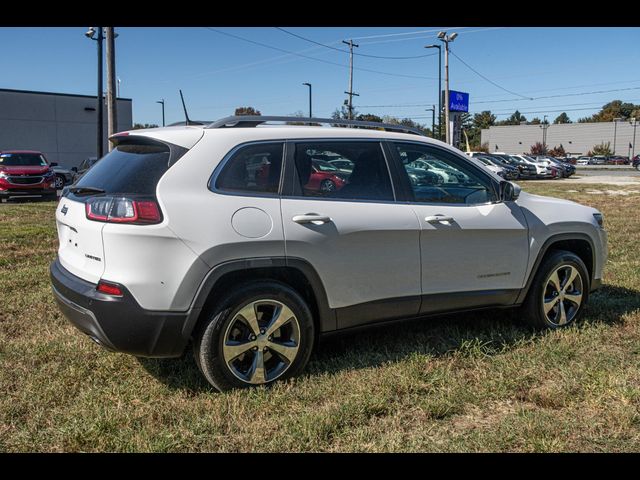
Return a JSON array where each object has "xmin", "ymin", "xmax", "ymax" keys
[{"xmin": 449, "ymin": 91, "xmax": 469, "ymax": 112}]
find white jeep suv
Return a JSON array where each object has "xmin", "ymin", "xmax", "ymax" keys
[{"xmin": 50, "ymin": 116, "xmax": 607, "ymax": 391}]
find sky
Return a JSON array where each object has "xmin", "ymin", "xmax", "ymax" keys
[{"xmin": 1, "ymin": 26, "xmax": 639, "ymax": 127}]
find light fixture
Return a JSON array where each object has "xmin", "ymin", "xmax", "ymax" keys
[
  {"xmin": 437, "ymin": 31, "xmax": 446, "ymax": 39},
  {"xmin": 449, "ymin": 32, "xmax": 458, "ymax": 41},
  {"xmin": 85, "ymin": 27, "xmax": 96, "ymax": 39}
]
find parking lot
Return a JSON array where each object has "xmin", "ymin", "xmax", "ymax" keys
[{"xmin": 1, "ymin": 179, "xmax": 639, "ymax": 452}]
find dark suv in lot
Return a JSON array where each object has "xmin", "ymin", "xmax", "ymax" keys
[{"xmin": 0, "ymin": 150, "xmax": 57, "ymax": 202}]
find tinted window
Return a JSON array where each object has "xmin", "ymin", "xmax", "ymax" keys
[
  {"xmin": 215, "ymin": 143, "xmax": 284, "ymax": 195},
  {"xmin": 293, "ymin": 142, "xmax": 393, "ymax": 201},
  {"xmin": 0, "ymin": 153, "xmax": 47, "ymax": 166},
  {"xmin": 74, "ymin": 141, "xmax": 170, "ymax": 195},
  {"xmin": 394, "ymin": 143, "xmax": 497, "ymax": 204}
]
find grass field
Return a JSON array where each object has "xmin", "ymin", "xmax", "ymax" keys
[{"xmin": 1, "ymin": 183, "xmax": 639, "ymax": 452}]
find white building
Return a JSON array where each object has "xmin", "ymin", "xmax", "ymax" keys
[
  {"xmin": 481, "ymin": 120, "xmax": 638, "ymax": 157},
  {"xmin": 0, "ymin": 88, "xmax": 133, "ymax": 168}
]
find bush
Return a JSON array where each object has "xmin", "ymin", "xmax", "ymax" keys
[
  {"xmin": 530, "ymin": 142, "xmax": 547, "ymax": 155},
  {"xmin": 591, "ymin": 142, "xmax": 612, "ymax": 156}
]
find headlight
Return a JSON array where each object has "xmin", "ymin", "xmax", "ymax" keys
[
  {"xmin": 593, "ymin": 213, "xmax": 604, "ymax": 228},
  {"xmin": 0, "ymin": 172, "xmax": 7, "ymax": 179}
]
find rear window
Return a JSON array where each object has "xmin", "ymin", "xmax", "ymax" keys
[{"xmin": 74, "ymin": 140, "xmax": 171, "ymax": 195}]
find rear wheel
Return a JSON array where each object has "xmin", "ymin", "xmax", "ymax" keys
[
  {"xmin": 320, "ymin": 179, "xmax": 336, "ymax": 193},
  {"xmin": 194, "ymin": 281, "xmax": 315, "ymax": 391},
  {"xmin": 522, "ymin": 250, "xmax": 589, "ymax": 329}
]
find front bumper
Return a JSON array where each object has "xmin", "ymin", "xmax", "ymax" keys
[
  {"xmin": 50, "ymin": 258, "xmax": 189, "ymax": 358},
  {"xmin": 0, "ymin": 187, "xmax": 57, "ymax": 200}
]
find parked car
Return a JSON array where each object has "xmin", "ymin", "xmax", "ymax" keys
[
  {"xmin": 409, "ymin": 158, "xmax": 464, "ymax": 184},
  {"xmin": 512, "ymin": 154, "xmax": 553, "ymax": 178},
  {"xmin": 483, "ymin": 154, "xmax": 521, "ymax": 180},
  {"xmin": 632, "ymin": 155, "xmax": 640, "ymax": 170},
  {"xmin": 591, "ymin": 155, "xmax": 608, "ymax": 165},
  {"xmin": 50, "ymin": 116, "xmax": 607, "ymax": 391},
  {"xmin": 72, "ymin": 156, "xmax": 100, "ymax": 182},
  {"xmin": 51, "ymin": 165, "xmax": 75, "ymax": 189},
  {"xmin": 405, "ymin": 165, "xmax": 443, "ymax": 186},
  {"xmin": 0, "ymin": 150, "xmax": 58, "ymax": 202},
  {"xmin": 306, "ymin": 159, "xmax": 347, "ymax": 193},
  {"xmin": 607, "ymin": 156, "xmax": 628, "ymax": 165},
  {"xmin": 546, "ymin": 157, "xmax": 575, "ymax": 178},
  {"xmin": 472, "ymin": 155, "xmax": 507, "ymax": 178},
  {"xmin": 576, "ymin": 156, "xmax": 592, "ymax": 165},
  {"xmin": 328, "ymin": 158, "xmax": 354, "ymax": 174}
]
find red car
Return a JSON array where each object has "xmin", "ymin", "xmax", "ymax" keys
[
  {"xmin": 0, "ymin": 150, "xmax": 58, "ymax": 202},
  {"xmin": 607, "ymin": 156, "xmax": 628, "ymax": 165},
  {"xmin": 305, "ymin": 159, "xmax": 347, "ymax": 193}
]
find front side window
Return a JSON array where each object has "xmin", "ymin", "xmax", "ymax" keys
[
  {"xmin": 293, "ymin": 141, "xmax": 393, "ymax": 201},
  {"xmin": 215, "ymin": 143, "xmax": 284, "ymax": 195},
  {"xmin": 394, "ymin": 142, "xmax": 497, "ymax": 204}
]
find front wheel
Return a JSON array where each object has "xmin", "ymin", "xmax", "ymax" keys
[
  {"xmin": 320, "ymin": 179, "xmax": 336, "ymax": 193},
  {"xmin": 194, "ymin": 281, "xmax": 315, "ymax": 391},
  {"xmin": 521, "ymin": 250, "xmax": 589, "ymax": 329},
  {"xmin": 54, "ymin": 174, "xmax": 65, "ymax": 189}
]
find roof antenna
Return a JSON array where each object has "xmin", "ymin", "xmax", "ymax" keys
[{"xmin": 179, "ymin": 89, "xmax": 193, "ymax": 126}]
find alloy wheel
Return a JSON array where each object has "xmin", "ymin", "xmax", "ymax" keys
[
  {"xmin": 542, "ymin": 265, "xmax": 584, "ymax": 326},
  {"xmin": 222, "ymin": 300, "xmax": 300, "ymax": 385}
]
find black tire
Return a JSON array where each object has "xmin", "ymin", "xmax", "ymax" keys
[
  {"xmin": 320, "ymin": 179, "xmax": 336, "ymax": 192},
  {"xmin": 54, "ymin": 174, "xmax": 65, "ymax": 189},
  {"xmin": 193, "ymin": 281, "xmax": 315, "ymax": 392},
  {"xmin": 521, "ymin": 249, "xmax": 590, "ymax": 330}
]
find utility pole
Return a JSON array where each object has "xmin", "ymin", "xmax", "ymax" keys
[
  {"xmin": 105, "ymin": 27, "xmax": 118, "ymax": 151},
  {"xmin": 342, "ymin": 39, "xmax": 359, "ymax": 120},
  {"xmin": 543, "ymin": 115, "xmax": 548, "ymax": 151},
  {"xmin": 156, "ymin": 99, "xmax": 165, "ymax": 127},
  {"xmin": 438, "ymin": 31, "xmax": 457, "ymax": 145}
]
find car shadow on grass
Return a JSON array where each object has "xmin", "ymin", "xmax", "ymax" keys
[{"xmin": 138, "ymin": 284, "xmax": 640, "ymax": 392}]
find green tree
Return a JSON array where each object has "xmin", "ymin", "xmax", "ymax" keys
[
  {"xmin": 591, "ymin": 141, "xmax": 612, "ymax": 156},
  {"xmin": 234, "ymin": 106, "xmax": 261, "ymax": 116},
  {"xmin": 132, "ymin": 123, "xmax": 159, "ymax": 129},
  {"xmin": 548, "ymin": 144, "xmax": 566, "ymax": 157},
  {"xmin": 529, "ymin": 117, "xmax": 542, "ymax": 125},
  {"xmin": 530, "ymin": 142, "xmax": 547, "ymax": 155},
  {"xmin": 356, "ymin": 113, "xmax": 383, "ymax": 123},
  {"xmin": 498, "ymin": 110, "xmax": 527, "ymax": 126},
  {"xmin": 554, "ymin": 112, "xmax": 571, "ymax": 124}
]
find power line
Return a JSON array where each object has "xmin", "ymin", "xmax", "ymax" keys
[
  {"xmin": 449, "ymin": 50, "xmax": 532, "ymax": 100},
  {"xmin": 274, "ymin": 27, "xmax": 437, "ymax": 60},
  {"xmin": 473, "ymin": 86, "xmax": 640, "ymax": 104},
  {"xmin": 205, "ymin": 28, "xmax": 435, "ymax": 80},
  {"xmin": 472, "ymin": 78, "xmax": 640, "ymax": 100},
  {"xmin": 355, "ymin": 27, "xmax": 506, "ymax": 45}
]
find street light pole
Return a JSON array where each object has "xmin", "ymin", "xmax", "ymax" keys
[
  {"xmin": 302, "ymin": 82, "xmax": 312, "ymax": 118},
  {"xmin": 85, "ymin": 27, "xmax": 104, "ymax": 159},
  {"xmin": 426, "ymin": 106, "xmax": 435, "ymax": 138},
  {"xmin": 105, "ymin": 27, "xmax": 118, "ymax": 151},
  {"xmin": 424, "ymin": 44, "xmax": 442, "ymax": 141},
  {"xmin": 437, "ymin": 31, "xmax": 458, "ymax": 145},
  {"xmin": 631, "ymin": 118, "xmax": 638, "ymax": 161},
  {"xmin": 156, "ymin": 99, "xmax": 165, "ymax": 127},
  {"xmin": 613, "ymin": 117, "xmax": 622, "ymax": 155}
]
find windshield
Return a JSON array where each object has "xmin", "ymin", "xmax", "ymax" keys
[{"xmin": 0, "ymin": 153, "xmax": 47, "ymax": 167}]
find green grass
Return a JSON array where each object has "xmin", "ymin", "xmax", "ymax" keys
[{"xmin": 1, "ymin": 184, "xmax": 639, "ymax": 452}]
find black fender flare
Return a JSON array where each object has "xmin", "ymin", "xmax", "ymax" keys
[
  {"xmin": 516, "ymin": 232, "xmax": 597, "ymax": 304},
  {"xmin": 180, "ymin": 257, "xmax": 336, "ymax": 340}
]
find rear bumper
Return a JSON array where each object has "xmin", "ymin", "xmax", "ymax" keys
[{"xmin": 50, "ymin": 258, "xmax": 189, "ymax": 358}]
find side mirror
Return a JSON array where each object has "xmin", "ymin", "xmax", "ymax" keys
[
  {"xmin": 71, "ymin": 167, "xmax": 78, "ymax": 172},
  {"xmin": 50, "ymin": 162, "xmax": 58, "ymax": 167},
  {"xmin": 500, "ymin": 181, "xmax": 521, "ymax": 201}
]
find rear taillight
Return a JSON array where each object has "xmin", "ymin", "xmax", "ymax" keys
[
  {"xmin": 97, "ymin": 280, "xmax": 123, "ymax": 296},
  {"xmin": 85, "ymin": 196, "xmax": 162, "ymax": 224}
]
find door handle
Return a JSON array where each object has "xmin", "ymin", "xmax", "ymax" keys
[
  {"xmin": 425, "ymin": 214, "xmax": 455, "ymax": 224},
  {"xmin": 292, "ymin": 214, "xmax": 332, "ymax": 224}
]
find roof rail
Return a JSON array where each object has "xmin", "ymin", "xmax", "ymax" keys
[{"xmin": 206, "ymin": 116, "xmax": 426, "ymax": 136}]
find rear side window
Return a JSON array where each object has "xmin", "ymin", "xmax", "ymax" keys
[
  {"xmin": 74, "ymin": 140, "xmax": 171, "ymax": 195},
  {"xmin": 215, "ymin": 143, "xmax": 284, "ymax": 195}
]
